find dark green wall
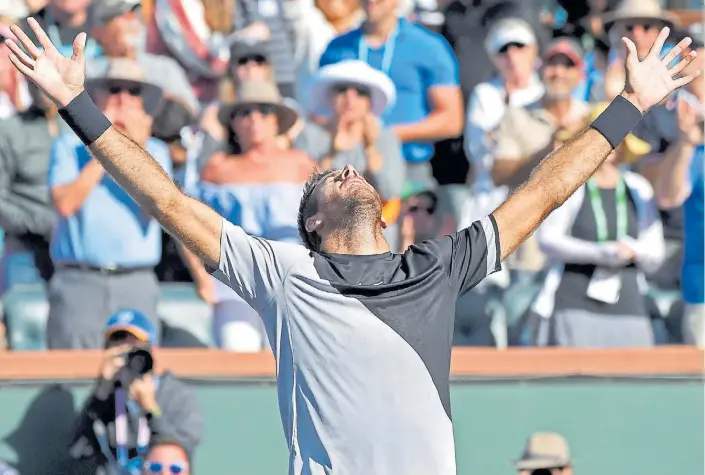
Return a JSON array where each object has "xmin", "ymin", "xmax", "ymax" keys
[{"xmin": 0, "ymin": 377, "xmax": 702, "ymax": 474}]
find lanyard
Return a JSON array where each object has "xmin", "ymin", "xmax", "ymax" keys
[
  {"xmin": 358, "ymin": 24, "xmax": 399, "ymax": 76},
  {"xmin": 114, "ymin": 376, "xmax": 160, "ymax": 473},
  {"xmin": 586, "ymin": 177, "xmax": 627, "ymax": 243}
]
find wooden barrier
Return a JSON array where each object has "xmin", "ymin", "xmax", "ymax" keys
[{"xmin": 0, "ymin": 347, "xmax": 701, "ymax": 381}]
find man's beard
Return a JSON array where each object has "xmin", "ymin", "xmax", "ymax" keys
[{"xmin": 334, "ymin": 189, "xmax": 383, "ymax": 243}]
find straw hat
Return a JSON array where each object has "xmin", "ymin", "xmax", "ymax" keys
[
  {"xmin": 218, "ymin": 81, "xmax": 299, "ymax": 134},
  {"xmin": 602, "ymin": 0, "xmax": 678, "ymax": 32},
  {"xmin": 515, "ymin": 433, "xmax": 571, "ymax": 470},
  {"xmin": 85, "ymin": 58, "xmax": 164, "ymax": 116},
  {"xmin": 308, "ymin": 60, "xmax": 396, "ymax": 118}
]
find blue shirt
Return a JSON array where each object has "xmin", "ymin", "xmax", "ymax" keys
[
  {"xmin": 683, "ymin": 145, "xmax": 704, "ymax": 304},
  {"xmin": 48, "ymin": 133, "xmax": 173, "ymax": 268},
  {"xmin": 319, "ymin": 18, "xmax": 459, "ymax": 163}
]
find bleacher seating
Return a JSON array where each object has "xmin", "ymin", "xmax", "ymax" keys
[{"xmin": 1, "ymin": 283, "xmax": 212, "ymax": 350}]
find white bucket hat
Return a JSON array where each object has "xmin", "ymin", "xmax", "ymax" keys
[{"xmin": 307, "ymin": 60, "xmax": 396, "ymax": 118}]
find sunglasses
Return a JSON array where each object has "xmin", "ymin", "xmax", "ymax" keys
[
  {"xmin": 498, "ymin": 42, "xmax": 527, "ymax": 55},
  {"xmin": 624, "ymin": 22, "xmax": 660, "ymax": 33},
  {"xmin": 143, "ymin": 461, "xmax": 188, "ymax": 474},
  {"xmin": 234, "ymin": 103, "xmax": 276, "ymax": 118},
  {"xmin": 237, "ymin": 54, "xmax": 267, "ymax": 66},
  {"xmin": 332, "ymin": 84, "xmax": 372, "ymax": 97},
  {"xmin": 108, "ymin": 85, "xmax": 142, "ymax": 96},
  {"xmin": 408, "ymin": 205, "xmax": 435, "ymax": 214},
  {"xmin": 545, "ymin": 55, "xmax": 577, "ymax": 68}
]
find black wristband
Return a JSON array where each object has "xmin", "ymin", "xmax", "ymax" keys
[
  {"xmin": 590, "ymin": 95, "xmax": 643, "ymax": 149},
  {"xmin": 58, "ymin": 90, "xmax": 112, "ymax": 145}
]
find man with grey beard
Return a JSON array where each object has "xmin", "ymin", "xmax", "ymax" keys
[
  {"xmin": 86, "ymin": 0, "xmax": 198, "ymax": 112},
  {"xmin": 491, "ymin": 37, "xmax": 590, "ymax": 278}
]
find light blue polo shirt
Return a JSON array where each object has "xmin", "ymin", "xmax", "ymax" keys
[
  {"xmin": 48, "ymin": 133, "xmax": 173, "ymax": 268},
  {"xmin": 683, "ymin": 145, "xmax": 704, "ymax": 304},
  {"xmin": 319, "ymin": 18, "xmax": 459, "ymax": 164}
]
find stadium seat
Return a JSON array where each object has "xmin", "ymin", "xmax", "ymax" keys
[
  {"xmin": 2, "ymin": 285, "xmax": 49, "ymax": 351},
  {"xmin": 1, "ymin": 283, "xmax": 213, "ymax": 350},
  {"xmin": 158, "ymin": 283, "xmax": 213, "ymax": 348}
]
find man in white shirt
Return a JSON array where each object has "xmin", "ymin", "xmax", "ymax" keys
[{"xmin": 463, "ymin": 17, "xmax": 544, "ymax": 223}]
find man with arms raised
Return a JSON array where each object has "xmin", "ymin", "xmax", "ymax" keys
[{"xmin": 5, "ymin": 19, "xmax": 698, "ymax": 475}]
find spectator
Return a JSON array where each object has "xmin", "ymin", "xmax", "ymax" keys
[
  {"xmin": 68, "ymin": 310, "xmax": 201, "ymax": 475},
  {"xmin": 654, "ymin": 36, "xmax": 704, "ymax": 347},
  {"xmin": 0, "ymin": 23, "xmax": 31, "ymax": 119},
  {"xmin": 632, "ymin": 28, "xmax": 701, "ymax": 292},
  {"xmin": 437, "ymin": 0, "xmax": 548, "ymax": 224},
  {"xmin": 492, "ymin": 37, "xmax": 589, "ymax": 278},
  {"xmin": 514, "ymin": 432, "xmax": 573, "ymax": 475},
  {"xmin": 87, "ymin": 0, "xmax": 200, "ymax": 113},
  {"xmin": 0, "ymin": 23, "xmax": 59, "ymax": 297},
  {"xmin": 319, "ymin": 0, "xmax": 463, "ymax": 194},
  {"xmin": 532, "ymin": 107, "xmax": 664, "ymax": 348},
  {"xmin": 142, "ymin": 439, "xmax": 191, "ymax": 475},
  {"xmin": 232, "ymin": 0, "xmax": 298, "ymax": 99},
  {"xmin": 20, "ymin": 0, "xmax": 101, "ymax": 60},
  {"xmin": 183, "ymin": 81, "xmax": 314, "ymax": 351},
  {"xmin": 602, "ymin": 0, "xmax": 678, "ymax": 100},
  {"xmin": 442, "ymin": 0, "xmax": 548, "ymax": 99},
  {"xmin": 291, "ymin": 0, "xmax": 364, "ymax": 110},
  {"xmin": 398, "ymin": 189, "xmax": 455, "ymax": 252},
  {"xmin": 146, "ymin": 0, "xmax": 232, "ymax": 104},
  {"xmin": 0, "ymin": 84, "xmax": 59, "ymax": 295},
  {"xmin": 464, "ymin": 18, "xmax": 543, "ymax": 223},
  {"xmin": 46, "ymin": 59, "xmax": 171, "ymax": 349},
  {"xmin": 295, "ymin": 60, "xmax": 404, "ymax": 248}
]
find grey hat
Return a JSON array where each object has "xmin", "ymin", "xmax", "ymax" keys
[
  {"xmin": 85, "ymin": 58, "xmax": 164, "ymax": 116},
  {"xmin": 92, "ymin": 0, "xmax": 141, "ymax": 26},
  {"xmin": 218, "ymin": 81, "xmax": 298, "ymax": 134}
]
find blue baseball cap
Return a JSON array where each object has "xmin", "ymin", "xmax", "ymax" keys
[{"xmin": 104, "ymin": 309, "xmax": 157, "ymax": 344}]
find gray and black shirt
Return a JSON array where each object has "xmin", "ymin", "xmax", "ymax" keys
[{"xmin": 211, "ymin": 214, "xmax": 501, "ymax": 474}]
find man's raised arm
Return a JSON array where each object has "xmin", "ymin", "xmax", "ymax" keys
[
  {"xmin": 6, "ymin": 19, "xmax": 221, "ymax": 268},
  {"xmin": 492, "ymin": 29, "xmax": 698, "ymax": 261}
]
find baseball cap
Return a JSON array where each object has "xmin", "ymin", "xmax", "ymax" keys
[
  {"xmin": 514, "ymin": 432, "xmax": 571, "ymax": 470},
  {"xmin": 485, "ymin": 18, "xmax": 536, "ymax": 56},
  {"xmin": 93, "ymin": 0, "xmax": 141, "ymax": 27},
  {"xmin": 543, "ymin": 37, "xmax": 584, "ymax": 69},
  {"xmin": 104, "ymin": 309, "xmax": 157, "ymax": 344},
  {"xmin": 229, "ymin": 39, "xmax": 270, "ymax": 66}
]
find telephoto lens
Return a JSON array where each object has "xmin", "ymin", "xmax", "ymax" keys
[{"xmin": 126, "ymin": 344, "xmax": 154, "ymax": 377}]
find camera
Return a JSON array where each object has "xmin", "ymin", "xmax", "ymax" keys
[{"xmin": 115, "ymin": 344, "xmax": 153, "ymax": 387}]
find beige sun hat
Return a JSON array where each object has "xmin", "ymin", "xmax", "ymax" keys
[
  {"xmin": 514, "ymin": 432, "xmax": 572, "ymax": 471},
  {"xmin": 602, "ymin": 0, "xmax": 679, "ymax": 32},
  {"xmin": 85, "ymin": 58, "xmax": 164, "ymax": 116},
  {"xmin": 218, "ymin": 81, "xmax": 299, "ymax": 134}
]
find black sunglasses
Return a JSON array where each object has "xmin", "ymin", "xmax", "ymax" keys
[
  {"xmin": 624, "ymin": 22, "xmax": 661, "ymax": 33},
  {"xmin": 237, "ymin": 54, "xmax": 268, "ymax": 66},
  {"xmin": 332, "ymin": 84, "xmax": 372, "ymax": 97},
  {"xmin": 498, "ymin": 42, "xmax": 527, "ymax": 55},
  {"xmin": 234, "ymin": 103, "xmax": 277, "ymax": 118},
  {"xmin": 107, "ymin": 85, "xmax": 142, "ymax": 96},
  {"xmin": 545, "ymin": 54, "xmax": 576, "ymax": 68}
]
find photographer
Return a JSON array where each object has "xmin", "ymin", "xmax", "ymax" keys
[
  {"xmin": 514, "ymin": 432, "xmax": 573, "ymax": 475},
  {"xmin": 67, "ymin": 310, "xmax": 202, "ymax": 475}
]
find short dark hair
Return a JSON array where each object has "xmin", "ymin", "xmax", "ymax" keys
[{"xmin": 297, "ymin": 169, "xmax": 334, "ymax": 252}]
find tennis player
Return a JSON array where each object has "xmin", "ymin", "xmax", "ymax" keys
[{"xmin": 6, "ymin": 19, "xmax": 697, "ymax": 475}]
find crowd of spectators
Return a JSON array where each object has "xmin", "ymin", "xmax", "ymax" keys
[{"xmin": 0, "ymin": 0, "xmax": 703, "ymax": 352}]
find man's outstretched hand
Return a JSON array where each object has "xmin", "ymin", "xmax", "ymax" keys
[
  {"xmin": 621, "ymin": 27, "xmax": 699, "ymax": 113},
  {"xmin": 6, "ymin": 17, "xmax": 86, "ymax": 108}
]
